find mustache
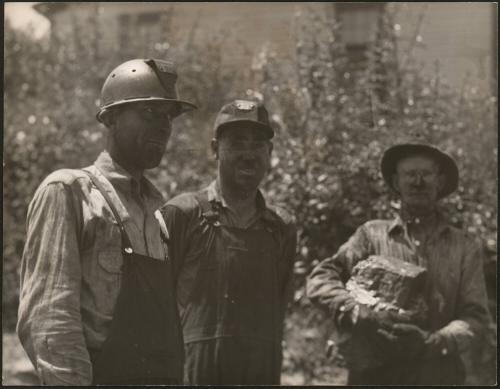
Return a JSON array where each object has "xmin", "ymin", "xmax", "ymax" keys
[{"xmin": 236, "ymin": 156, "xmax": 260, "ymax": 166}]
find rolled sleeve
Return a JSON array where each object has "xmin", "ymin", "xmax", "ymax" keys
[{"xmin": 17, "ymin": 182, "xmax": 91, "ymax": 385}]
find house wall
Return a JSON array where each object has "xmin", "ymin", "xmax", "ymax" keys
[
  {"xmin": 390, "ymin": 2, "xmax": 495, "ymax": 90},
  {"xmin": 39, "ymin": 2, "xmax": 496, "ymax": 92}
]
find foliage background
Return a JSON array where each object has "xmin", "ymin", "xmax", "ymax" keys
[{"xmin": 3, "ymin": 5, "xmax": 497, "ymax": 385}]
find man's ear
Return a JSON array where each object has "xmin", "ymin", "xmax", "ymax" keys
[{"xmin": 211, "ymin": 138, "xmax": 219, "ymax": 160}]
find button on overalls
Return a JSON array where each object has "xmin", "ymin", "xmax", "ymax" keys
[
  {"xmin": 181, "ymin": 192, "xmax": 282, "ymax": 385},
  {"xmin": 84, "ymin": 171, "xmax": 184, "ymax": 385}
]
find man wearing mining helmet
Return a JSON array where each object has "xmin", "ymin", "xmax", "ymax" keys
[
  {"xmin": 307, "ymin": 139, "xmax": 490, "ymax": 384},
  {"xmin": 17, "ymin": 59, "xmax": 196, "ymax": 385}
]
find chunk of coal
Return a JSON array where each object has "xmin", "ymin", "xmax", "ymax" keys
[
  {"xmin": 335, "ymin": 255, "xmax": 429, "ymax": 370},
  {"xmin": 351, "ymin": 255, "xmax": 427, "ymax": 309}
]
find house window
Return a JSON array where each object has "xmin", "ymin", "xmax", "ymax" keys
[
  {"xmin": 334, "ymin": 3, "xmax": 386, "ymax": 66},
  {"xmin": 136, "ymin": 12, "xmax": 162, "ymax": 39}
]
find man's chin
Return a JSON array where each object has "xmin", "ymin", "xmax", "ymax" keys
[
  {"xmin": 234, "ymin": 176, "xmax": 262, "ymax": 192},
  {"xmin": 142, "ymin": 157, "xmax": 163, "ymax": 170},
  {"xmin": 404, "ymin": 199, "xmax": 436, "ymax": 214},
  {"xmin": 406, "ymin": 193, "xmax": 431, "ymax": 202}
]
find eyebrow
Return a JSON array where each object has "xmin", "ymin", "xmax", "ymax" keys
[{"xmin": 397, "ymin": 166, "xmax": 440, "ymax": 176}]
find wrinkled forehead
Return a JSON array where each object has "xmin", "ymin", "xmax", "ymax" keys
[{"xmin": 396, "ymin": 153, "xmax": 440, "ymax": 171}]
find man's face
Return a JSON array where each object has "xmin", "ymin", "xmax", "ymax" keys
[
  {"xmin": 110, "ymin": 101, "xmax": 174, "ymax": 170},
  {"xmin": 213, "ymin": 124, "xmax": 272, "ymax": 192},
  {"xmin": 393, "ymin": 154, "xmax": 445, "ymax": 213}
]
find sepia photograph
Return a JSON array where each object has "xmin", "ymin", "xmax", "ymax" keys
[{"xmin": 3, "ymin": 1, "xmax": 497, "ymax": 386}]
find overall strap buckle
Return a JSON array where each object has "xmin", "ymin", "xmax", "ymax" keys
[
  {"xmin": 194, "ymin": 191, "xmax": 220, "ymax": 254},
  {"xmin": 201, "ymin": 209, "xmax": 221, "ymax": 227}
]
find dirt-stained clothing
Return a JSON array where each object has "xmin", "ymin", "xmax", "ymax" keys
[
  {"xmin": 159, "ymin": 180, "xmax": 297, "ymax": 385},
  {"xmin": 17, "ymin": 151, "xmax": 181, "ymax": 385},
  {"xmin": 307, "ymin": 212, "xmax": 490, "ymax": 385},
  {"xmin": 84, "ymin": 170, "xmax": 183, "ymax": 384}
]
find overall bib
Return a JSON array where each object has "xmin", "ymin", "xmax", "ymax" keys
[
  {"xmin": 84, "ymin": 171, "xmax": 184, "ymax": 385},
  {"xmin": 182, "ymin": 192, "xmax": 282, "ymax": 385}
]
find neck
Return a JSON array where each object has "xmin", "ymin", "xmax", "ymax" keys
[
  {"xmin": 400, "ymin": 204, "xmax": 438, "ymax": 229},
  {"xmin": 106, "ymin": 148, "xmax": 143, "ymax": 182},
  {"xmin": 218, "ymin": 177, "xmax": 258, "ymax": 211}
]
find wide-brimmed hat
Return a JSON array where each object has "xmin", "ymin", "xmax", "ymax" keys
[
  {"xmin": 213, "ymin": 99, "xmax": 274, "ymax": 139},
  {"xmin": 381, "ymin": 141, "xmax": 459, "ymax": 199}
]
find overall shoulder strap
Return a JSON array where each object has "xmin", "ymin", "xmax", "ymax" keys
[
  {"xmin": 193, "ymin": 190, "xmax": 217, "ymax": 220},
  {"xmin": 193, "ymin": 190, "xmax": 219, "ymax": 254},
  {"xmin": 83, "ymin": 170, "xmax": 134, "ymax": 253}
]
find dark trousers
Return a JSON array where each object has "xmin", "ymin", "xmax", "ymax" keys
[
  {"xmin": 184, "ymin": 337, "xmax": 278, "ymax": 385},
  {"xmin": 347, "ymin": 356, "xmax": 466, "ymax": 386}
]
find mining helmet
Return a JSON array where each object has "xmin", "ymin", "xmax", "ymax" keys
[{"xmin": 96, "ymin": 58, "xmax": 197, "ymax": 123}]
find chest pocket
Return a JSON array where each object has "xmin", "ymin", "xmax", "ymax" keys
[{"xmin": 88, "ymin": 248, "xmax": 123, "ymax": 317}]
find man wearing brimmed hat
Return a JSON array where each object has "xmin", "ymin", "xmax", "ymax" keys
[
  {"xmin": 307, "ymin": 140, "xmax": 490, "ymax": 385},
  {"xmin": 158, "ymin": 99, "xmax": 297, "ymax": 384},
  {"xmin": 17, "ymin": 59, "xmax": 196, "ymax": 385}
]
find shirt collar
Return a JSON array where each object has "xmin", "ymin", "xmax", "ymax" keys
[
  {"xmin": 93, "ymin": 150, "xmax": 163, "ymax": 201},
  {"xmin": 206, "ymin": 179, "xmax": 267, "ymax": 210},
  {"xmin": 388, "ymin": 210, "xmax": 451, "ymax": 237}
]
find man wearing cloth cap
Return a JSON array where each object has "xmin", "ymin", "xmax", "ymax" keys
[
  {"xmin": 158, "ymin": 99, "xmax": 297, "ymax": 384},
  {"xmin": 17, "ymin": 59, "xmax": 196, "ymax": 385},
  {"xmin": 307, "ymin": 140, "xmax": 490, "ymax": 385}
]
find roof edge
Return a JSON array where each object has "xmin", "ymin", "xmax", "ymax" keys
[{"xmin": 33, "ymin": 2, "xmax": 68, "ymax": 19}]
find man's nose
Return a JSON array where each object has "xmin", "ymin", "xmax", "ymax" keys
[
  {"xmin": 150, "ymin": 123, "xmax": 171, "ymax": 136},
  {"xmin": 412, "ymin": 174, "xmax": 425, "ymax": 186}
]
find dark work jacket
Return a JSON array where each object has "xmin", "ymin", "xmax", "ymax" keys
[{"xmin": 158, "ymin": 181, "xmax": 297, "ymax": 383}]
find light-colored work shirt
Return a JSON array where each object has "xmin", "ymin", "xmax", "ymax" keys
[{"xmin": 17, "ymin": 150, "xmax": 166, "ymax": 385}]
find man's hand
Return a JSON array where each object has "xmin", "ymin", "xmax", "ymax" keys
[
  {"xmin": 334, "ymin": 296, "xmax": 359, "ymax": 330},
  {"xmin": 391, "ymin": 323, "xmax": 453, "ymax": 359},
  {"xmin": 389, "ymin": 323, "xmax": 429, "ymax": 358},
  {"xmin": 424, "ymin": 332, "xmax": 453, "ymax": 357},
  {"xmin": 356, "ymin": 305, "xmax": 410, "ymax": 331},
  {"xmin": 349, "ymin": 306, "xmax": 414, "ymax": 355},
  {"xmin": 392, "ymin": 323, "xmax": 429, "ymax": 339}
]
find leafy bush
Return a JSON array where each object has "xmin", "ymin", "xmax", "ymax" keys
[
  {"xmin": 3, "ymin": 13, "xmax": 250, "ymax": 329},
  {"xmin": 3, "ymin": 5, "xmax": 496, "ymax": 384},
  {"xmin": 253, "ymin": 6, "xmax": 497, "ymax": 277},
  {"xmin": 252, "ymin": 6, "xmax": 497, "ymax": 383}
]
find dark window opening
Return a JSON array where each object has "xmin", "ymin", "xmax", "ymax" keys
[{"xmin": 335, "ymin": 3, "xmax": 386, "ymax": 66}]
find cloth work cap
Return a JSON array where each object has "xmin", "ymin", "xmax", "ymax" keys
[
  {"xmin": 381, "ymin": 140, "xmax": 459, "ymax": 199},
  {"xmin": 214, "ymin": 99, "xmax": 274, "ymax": 139},
  {"xmin": 96, "ymin": 58, "xmax": 197, "ymax": 122}
]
